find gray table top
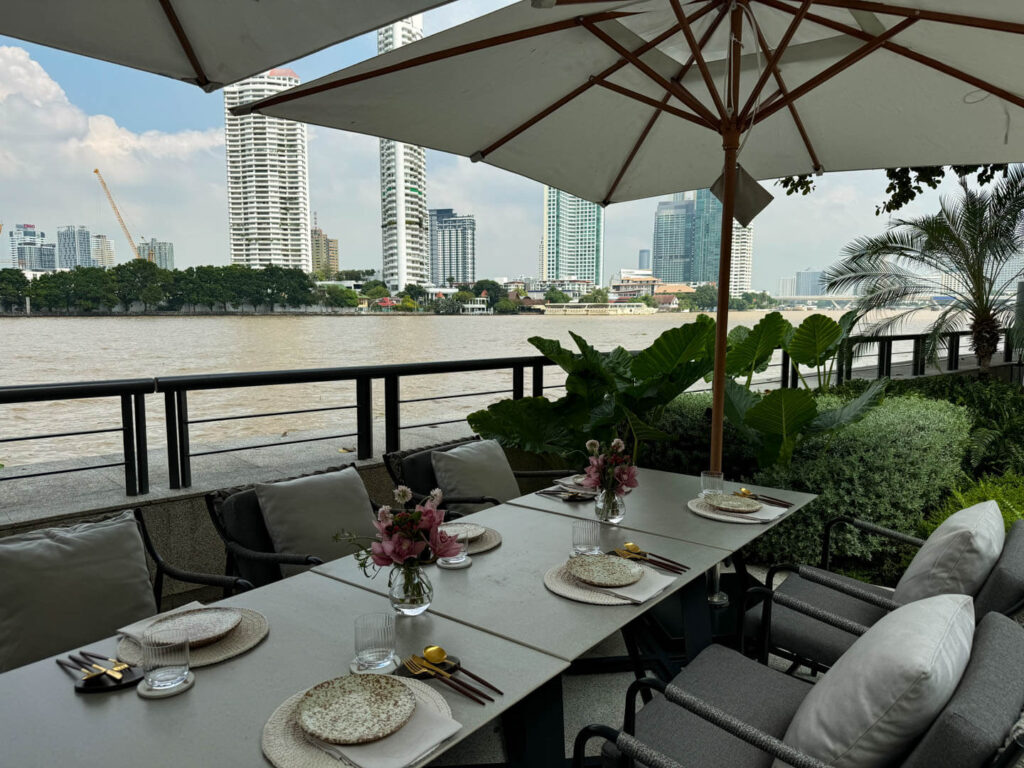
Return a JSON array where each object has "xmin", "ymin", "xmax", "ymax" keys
[
  {"xmin": 0, "ymin": 571, "xmax": 567, "ymax": 768},
  {"xmin": 506, "ymin": 468, "xmax": 817, "ymax": 552},
  {"xmin": 314, "ymin": 504, "xmax": 731, "ymax": 661}
]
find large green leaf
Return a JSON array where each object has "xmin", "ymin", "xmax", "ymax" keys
[
  {"xmin": 726, "ymin": 311, "xmax": 790, "ymax": 381},
  {"xmin": 468, "ymin": 396, "xmax": 594, "ymax": 457},
  {"xmin": 808, "ymin": 378, "xmax": 888, "ymax": 434},
  {"xmin": 530, "ymin": 336, "xmax": 581, "ymax": 373},
  {"xmin": 631, "ymin": 316, "xmax": 714, "ymax": 380},
  {"xmin": 786, "ymin": 314, "xmax": 844, "ymax": 367},
  {"xmin": 745, "ymin": 389, "xmax": 817, "ymax": 466},
  {"xmin": 723, "ymin": 378, "xmax": 760, "ymax": 443}
]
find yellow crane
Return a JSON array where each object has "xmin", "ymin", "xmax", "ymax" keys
[{"xmin": 93, "ymin": 168, "xmax": 148, "ymax": 261}]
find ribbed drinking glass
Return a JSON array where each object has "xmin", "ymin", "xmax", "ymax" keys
[{"xmin": 141, "ymin": 627, "xmax": 190, "ymax": 689}]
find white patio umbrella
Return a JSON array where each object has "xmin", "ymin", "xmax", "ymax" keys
[
  {"xmin": 233, "ymin": 0, "xmax": 1024, "ymax": 470},
  {"xmin": 0, "ymin": 0, "xmax": 457, "ymax": 91}
]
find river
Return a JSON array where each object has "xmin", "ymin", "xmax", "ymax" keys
[{"xmin": 0, "ymin": 310, "xmax": 918, "ymax": 465}]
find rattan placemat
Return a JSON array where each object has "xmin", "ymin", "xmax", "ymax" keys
[
  {"xmin": 262, "ymin": 678, "xmax": 450, "ymax": 768},
  {"xmin": 117, "ymin": 607, "xmax": 268, "ymax": 667},
  {"xmin": 543, "ymin": 563, "xmax": 657, "ymax": 606},
  {"xmin": 467, "ymin": 527, "xmax": 501, "ymax": 555}
]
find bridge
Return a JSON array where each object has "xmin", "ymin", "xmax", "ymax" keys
[{"xmin": 773, "ymin": 295, "xmax": 860, "ymax": 309}]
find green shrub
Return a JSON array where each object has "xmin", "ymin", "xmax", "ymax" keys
[
  {"xmin": 747, "ymin": 394, "xmax": 971, "ymax": 582},
  {"xmin": 924, "ymin": 474, "xmax": 1024, "ymax": 536},
  {"xmin": 641, "ymin": 392, "xmax": 759, "ymax": 480}
]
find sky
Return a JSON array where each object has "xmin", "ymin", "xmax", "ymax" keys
[{"xmin": 0, "ymin": 0, "xmax": 965, "ymax": 293}]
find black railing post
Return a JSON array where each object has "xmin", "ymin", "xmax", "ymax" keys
[
  {"xmin": 120, "ymin": 394, "xmax": 138, "ymax": 496},
  {"xmin": 845, "ymin": 343, "xmax": 854, "ymax": 380},
  {"xmin": 356, "ymin": 376, "xmax": 372, "ymax": 460},
  {"xmin": 947, "ymin": 334, "xmax": 960, "ymax": 371},
  {"xmin": 532, "ymin": 363, "xmax": 544, "ymax": 397},
  {"xmin": 176, "ymin": 390, "xmax": 192, "ymax": 488},
  {"xmin": 165, "ymin": 391, "xmax": 180, "ymax": 489},
  {"xmin": 836, "ymin": 341, "xmax": 846, "ymax": 385},
  {"xmin": 1005, "ymin": 333, "xmax": 1014, "ymax": 363},
  {"xmin": 781, "ymin": 351, "xmax": 790, "ymax": 388},
  {"xmin": 384, "ymin": 375, "xmax": 400, "ymax": 454},
  {"xmin": 133, "ymin": 393, "xmax": 149, "ymax": 495},
  {"xmin": 512, "ymin": 365, "xmax": 524, "ymax": 400},
  {"xmin": 791, "ymin": 361, "xmax": 800, "ymax": 388},
  {"xmin": 912, "ymin": 338, "xmax": 925, "ymax": 377},
  {"xmin": 877, "ymin": 340, "xmax": 892, "ymax": 378}
]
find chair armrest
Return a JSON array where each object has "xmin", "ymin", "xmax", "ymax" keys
[
  {"xmin": 223, "ymin": 539, "xmax": 323, "ymax": 567},
  {"xmin": 159, "ymin": 560, "xmax": 254, "ymax": 594},
  {"xmin": 821, "ymin": 516, "xmax": 925, "ymax": 570},
  {"xmin": 571, "ymin": 724, "xmax": 685, "ymax": 768},
  {"xmin": 766, "ymin": 564, "xmax": 900, "ymax": 612},
  {"xmin": 748, "ymin": 585, "xmax": 869, "ymax": 664},
  {"xmin": 624, "ymin": 677, "xmax": 830, "ymax": 768}
]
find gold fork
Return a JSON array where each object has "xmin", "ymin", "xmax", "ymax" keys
[{"xmin": 402, "ymin": 656, "xmax": 488, "ymax": 704}]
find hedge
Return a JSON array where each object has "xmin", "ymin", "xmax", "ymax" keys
[{"xmin": 925, "ymin": 473, "xmax": 1024, "ymax": 536}]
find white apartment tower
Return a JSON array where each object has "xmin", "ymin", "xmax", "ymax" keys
[
  {"xmin": 91, "ymin": 234, "xmax": 116, "ymax": 268},
  {"xmin": 378, "ymin": 17, "xmax": 429, "ymax": 291},
  {"xmin": 730, "ymin": 225, "xmax": 753, "ymax": 296},
  {"xmin": 223, "ymin": 69, "xmax": 312, "ymax": 271},
  {"xmin": 541, "ymin": 186, "xmax": 604, "ymax": 285}
]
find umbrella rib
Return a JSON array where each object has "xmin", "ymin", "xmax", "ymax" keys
[
  {"xmin": 157, "ymin": 0, "xmax": 210, "ymax": 88},
  {"xmin": 234, "ymin": 10, "xmax": 637, "ymax": 114},
  {"xmin": 737, "ymin": 0, "xmax": 812, "ymax": 123},
  {"xmin": 601, "ymin": 7, "xmax": 730, "ymax": 205},
  {"xmin": 803, "ymin": 0, "xmax": 1024, "ymax": 36},
  {"xmin": 594, "ymin": 80, "xmax": 714, "ymax": 128},
  {"xmin": 753, "ymin": 17, "xmax": 916, "ymax": 126},
  {"xmin": 669, "ymin": 0, "xmax": 727, "ymax": 120},
  {"xmin": 749, "ymin": 19, "xmax": 823, "ymax": 173},
  {"xmin": 474, "ymin": 21, "xmax": 684, "ymax": 161},
  {"xmin": 763, "ymin": 0, "xmax": 1024, "ymax": 112},
  {"xmin": 581, "ymin": 17, "xmax": 720, "ymax": 127}
]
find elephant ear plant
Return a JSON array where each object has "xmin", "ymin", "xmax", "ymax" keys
[
  {"xmin": 723, "ymin": 310, "xmax": 888, "ymax": 467},
  {"xmin": 468, "ymin": 316, "xmax": 717, "ymax": 462}
]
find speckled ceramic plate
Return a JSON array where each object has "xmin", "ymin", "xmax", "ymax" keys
[
  {"xmin": 297, "ymin": 675, "xmax": 416, "ymax": 746},
  {"xmin": 704, "ymin": 493, "xmax": 763, "ymax": 514},
  {"xmin": 148, "ymin": 607, "xmax": 243, "ymax": 648},
  {"xmin": 566, "ymin": 554, "xmax": 643, "ymax": 587},
  {"xmin": 439, "ymin": 522, "xmax": 487, "ymax": 542}
]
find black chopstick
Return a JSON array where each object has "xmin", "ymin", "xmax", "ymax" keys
[
  {"xmin": 456, "ymin": 666, "xmax": 504, "ymax": 695},
  {"xmin": 429, "ymin": 673, "xmax": 488, "ymax": 705},
  {"xmin": 643, "ymin": 551, "xmax": 689, "ymax": 570}
]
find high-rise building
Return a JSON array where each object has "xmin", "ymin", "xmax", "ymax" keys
[
  {"xmin": 7, "ymin": 224, "xmax": 56, "ymax": 271},
  {"xmin": 638, "ymin": 249, "xmax": 651, "ymax": 270},
  {"xmin": 652, "ymin": 196, "xmax": 695, "ymax": 283},
  {"xmin": 57, "ymin": 225, "xmax": 92, "ymax": 269},
  {"xmin": 541, "ymin": 186, "xmax": 604, "ymax": 285},
  {"xmin": 379, "ymin": 17, "xmax": 429, "ymax": 292},
  {"xmin": 91, "ymin": 234, "xmax": 116, "ymax": 268},
  {"xmin": 429, "ymin": 209, "xmax": 476, "ymax": 285},
  {"xmin": 777, "ymin": 276, "xmax": 797, "ymax": 296},
  {"xmin": 795, "ymin": 268, "xmax": 826, "ymax": 295},
  {"xmin": 730, "ymin": 225, "xmax": 753, "ymax": 296},
  {"xmin": 138, "ymin": 238, "xmax": 175, "ymax": 270},
  {"xmin": 224, "ymin": 69, "xmax": 312, "ymax": 272},
  {"xmin": 310, "ymin": 223, "xmax": 339, "ymax": 275}
]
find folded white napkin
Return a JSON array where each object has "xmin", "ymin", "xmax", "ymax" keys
[
  {"xmin": 605, "ymin": 568, "xmax": 676, "ymax": 603},
  {"xmin": 305, "ymin": 690, "xmax": 462, "ymax": 768},
  {"xmin": 742, "ymin": 503, "xmax": 789, "ymax": 523},
  {"xmin": 117, "ymin": 601, "xmax": 205, "ymax": 643}
]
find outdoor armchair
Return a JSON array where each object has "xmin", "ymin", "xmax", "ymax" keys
[
  {"xmin": 600, "ymin": 607, "xmax": 1024, "ymax": 768},
  {"xmin": 0, "ymin": 508, "xmax": 251, "ymax": 672},
  {"xmin": 384, "ymin": 437, "xmax": 573, "ymax": 517},
  {"xmin": 748, "ymin": 507, "xmax": 1024, "ymax": 670}
]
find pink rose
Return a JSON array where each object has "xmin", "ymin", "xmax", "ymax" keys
[{"xmin": 430, "ymin": 527, "xmax": 462, "ymax": 558}]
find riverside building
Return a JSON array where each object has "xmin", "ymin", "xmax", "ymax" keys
[
  {"xmin": 429, "ymin": 209, "xmax": 476, "ymax": 285},
  {"xmin": 311, "ymin": 221, "xmax": 339, "ymax": 275},
  {"xmin": 223, "ymin": 69, "xmax": 312, "ymax": 272},
  {"xmin": 379, "ymin": 16, "xmax": 429, "ymax": 292},
  {"xmin": 540, "ymin": 186, "xmax": 603, "ymax": 285},
  {"xmin": 137, "ymin": 238, "xmax": 175, "ymax": 270},
  {"xmin": 7, "ymin": 224, "xmax": 55, "ymax": 272},
  {"xmin": 91, "ymin": 234, "xmax": 115, "ymax": 268},
  {"xmin": 56, "ymin": 225, "xmax": 92, "ymax": 269}
]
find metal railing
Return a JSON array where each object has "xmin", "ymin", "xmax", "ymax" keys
[{"xmin": 0, "ymin": 328, "xmax": 1017, "ymax": 497}]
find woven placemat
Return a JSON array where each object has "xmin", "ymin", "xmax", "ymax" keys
[
  {"xmin": 687, "ymin": 498, "xmax": 768, "ymax": 525},
  {"xmin": 262, "ymin": 678, "xmax": 450, "ymax": 768},
  {"xmin": 543, "ymin": 563, "xmax": 656, "ymax": 606},
  {"xmin": 117, "ymin": 608, "xmax": 268, "ymax": 668},
  {"xmin": 467, "ymin": 527, "xmax": 501, "ymax": 555}
]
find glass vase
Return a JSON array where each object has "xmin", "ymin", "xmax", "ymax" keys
[
  {"xmin": 595, "ymin": 489, "xmax": 625, "ymax": 524},
  {"xmin": 388, "ymin": 563, "xmax": 433, "ymax": 616}
]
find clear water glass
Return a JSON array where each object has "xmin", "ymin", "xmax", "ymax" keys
[
  {"xmin": 141, "ymin": 627, "xmax": 190, "ymax": 689},
  {"xmin": 572, "ymin": 519, "xmax": 602, "ymax": 556},
  {"xmin": 700, "ymin": 470, "xmax": 724, "ymax": 498},
  {"xmin": 353, "ymin": 613, "xmax": 396, "ymax": 672},
  {"xmin": 437, "ymin": 532, "xmax": 468, "ymax": 565}
]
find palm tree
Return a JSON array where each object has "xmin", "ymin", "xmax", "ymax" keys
[{"xmin": 826, "ymin": 165, "xmax": 1024, "ymax": 371}]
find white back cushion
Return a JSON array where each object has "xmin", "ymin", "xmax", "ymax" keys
[
  {"xmin": 776, "ymin": 593, "xmax": 974, "ymax": 768},
  {"xmin": 431, "ymin": 439, "xmax": 520, "ymax": 516},
  {"xmin": 895, "ymin": 500, "xmax": 1005, "ymax": 604},
  {"xmin": 256, "ymin": 467, "xmax": 377, "ymax": 575},
  {"xmin": 0, "ymin": 511, "xmax": 156, "ymax": 672}
]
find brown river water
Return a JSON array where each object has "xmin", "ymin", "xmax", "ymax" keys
[{"xmin": 0, "ymin": 310, "xmax": 920, "ymax": 466}]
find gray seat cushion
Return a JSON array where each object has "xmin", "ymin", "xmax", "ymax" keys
[
  {"xmin": 603, "ymin": 644, "xmax": 812, "ymax": 768},
  {"xmin": 746, "ymin": 567, "xmax": 891, "ymax": 667},
  {"xmin": 0, "ymin": 511, "xmax": 157, "ymax": 672},
  {"xmin": 975, "ymin": 521, "xmax": 1024, "ymax": 617},
  {"xmin": 902, "ymin": 612, "xmax": 1024, "ymax": 768}
]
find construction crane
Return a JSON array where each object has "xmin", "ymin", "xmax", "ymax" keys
[{"xmin": 93, "ymin": 168, "xmax": 148, "ymax": 261}]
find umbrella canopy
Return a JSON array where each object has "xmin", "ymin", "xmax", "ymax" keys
[
  {"xmin": 234, "ymin": 0, "xmax": 1024, "ymax": 470},
  {"xmin": 0, "ymin": 0, "xmax": 457, "ymax": 91}
]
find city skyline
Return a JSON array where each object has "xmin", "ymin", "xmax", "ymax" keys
[
  {"xmin": 0, "ymin": 1, "xmax": 974, "ymax": 292},
  {"xmin": 541, "ymin": 186, "xmax": 603, "ymax": 286}
]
